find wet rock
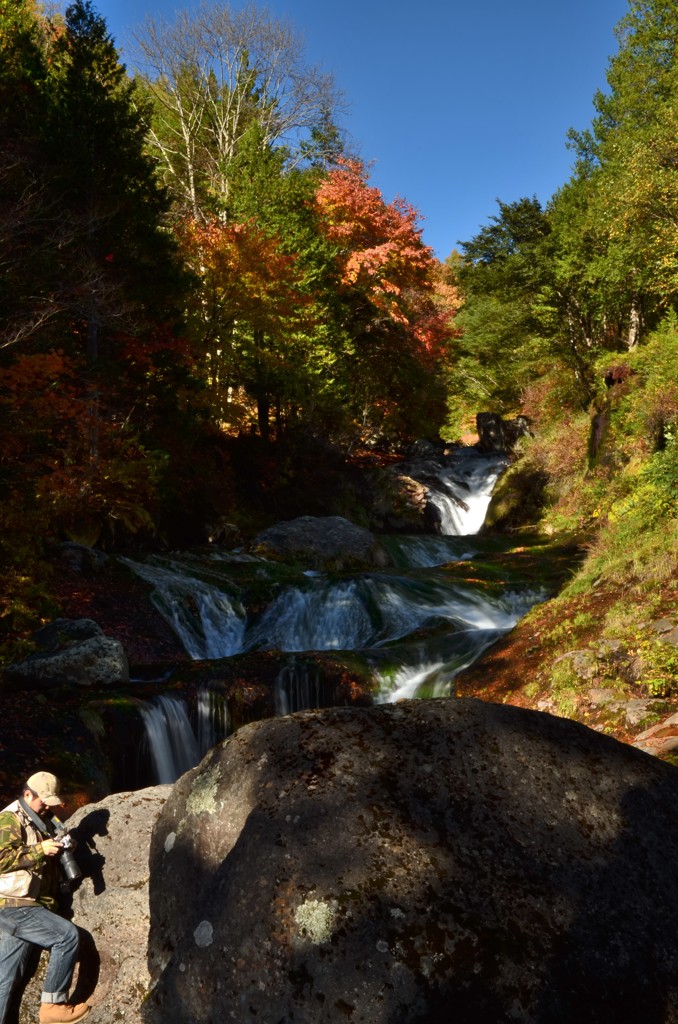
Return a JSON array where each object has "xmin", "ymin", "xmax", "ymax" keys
[
  {"xmin": 251, "ymin": 515, "xmax": 391, "ymax": 570},
  {"xmin": 3, "ymin": 618, "xmax": 129, "ymax": 690},
  {"xmin": 476, "ymin": 412, "xmax": 506, "ymax": 451},
  {"xmin": 373, "ymin": 470, "xmax": 431, "ymax": 532},
  {"xmin": 483, "ymin": 459, "xmax": 548, "ymax": 532},
  {"xmin": 145, "ymin": 698, "xmax": 678, "ymax": 1024},
  {"xmin": 54, "ymin": 543, "xmax": 109, "ymax": 574}
]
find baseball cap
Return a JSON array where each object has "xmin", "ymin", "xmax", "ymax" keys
[{"xmin": 25, "ymin": 771, "xmax": 63, "ymax": 807}]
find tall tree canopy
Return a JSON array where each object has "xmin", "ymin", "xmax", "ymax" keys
[
  {"xmin": 451, "ymin": 0, "xmax": 678, "ymax": 426},
  {"xmin": 132, "ymin": 0, "xmax": 345, "ymax": 221},
  {"xmin": 315, "ymin": 158, "xmax": 456, "ymax": 441},
  {"xmin": 0, "ymin": 0, "xmax": 189, "ymax": 553}
]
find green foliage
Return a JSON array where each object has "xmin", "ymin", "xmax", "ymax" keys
[
  {"xmin": 627, "ymin": 635, "xmax": 678, "ymax": 697},
  {"xmin": 544, "ymin": 611, "xmax": 596, "ymax": 649}
]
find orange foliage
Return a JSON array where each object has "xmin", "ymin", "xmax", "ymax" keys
[
  {"xmin": 0, "ymin": 350, "xmax": 161, "ymax": 546},
  {"xmin": 177, "ymin": 217, "xmax": 309, "ymax": 338},
  {"xmin": 315, "ymin": 159, "xmax": 456, "ymax": 362}
]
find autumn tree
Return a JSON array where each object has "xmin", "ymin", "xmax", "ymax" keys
[
  {"xmin": 315, "ymin": 158, "xmax": 456, "ymax": 442},
  {"xmin": 177, "ymin": 212, "xmax": 312, "ymax": 441},
  {"xmin": 0, "ymin": 0, "xmax": 196, "ymax": 553}
]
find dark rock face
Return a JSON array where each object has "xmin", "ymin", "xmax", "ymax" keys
[
  {"xmin": 476, "ymin": 413, "xmax": 532, "ymax": 454},
  {"xmin": 483, "ymin": 459, "xmax": 548, "ymax": 531},
  {"xmin": 144, "ymin": 699, "xmax": 678, "ymax": 1024},
  {"xmin": 252, "ymin": 515, "xmax": 391, "ymax": 570},
  {"xmin": 476, "ymin": 412, "xmax": 506, "ymax": 451}
]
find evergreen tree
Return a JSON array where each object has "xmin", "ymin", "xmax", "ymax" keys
[{"xmin": 44, "ymin": 0, "xmax": 181, "ymax": 359}]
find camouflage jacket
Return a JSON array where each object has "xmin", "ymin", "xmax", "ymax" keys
[{"xmin": 0, "ymin": 800, "xmax": 60, "ymax": 912}]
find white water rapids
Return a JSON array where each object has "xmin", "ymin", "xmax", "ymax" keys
[{"xmin": 125, "ymin": 448, "xmax": 545, "ymax": 782}]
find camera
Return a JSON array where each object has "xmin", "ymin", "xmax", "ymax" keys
[{"xmin": 51, "ymin": 820, "xmax": 82, "ymax": 884}]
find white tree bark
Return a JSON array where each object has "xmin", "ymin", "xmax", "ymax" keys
[{"xmin": 131, "ymin": 0, "xmax": 344, "ymax": 218}]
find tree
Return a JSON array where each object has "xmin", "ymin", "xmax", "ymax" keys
[
  {"xmin": 177, "ymin": 214, "xmax": 311, "ymax": 441},
  {"xmin": 0, "ymin": 0, "xmax": 191, "ymax": 550},
  {"xmin": 564, "ymin": 0, "xmax": 678, "ymax": 339},
  {"xmin": 452, "ymin": 197, "xmax": 554, "ymax": 411},
  {"xmin": 0, "ymin": 0, "xmax": 56, "ymax": 349},
  {"xmin": 43, "ymin": 0, "xmax": 181, "ymax": 358},
  {"xmin": 132, "ymin": 0, "xmax": 345, "ymax": 220},
  {"xmin": 315, "ymin": 158, "xmax": 455, "ymax": 441}
]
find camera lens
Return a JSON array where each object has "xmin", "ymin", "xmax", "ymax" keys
[{"xmin": 59, "ymin": 848, "xmax": 82, "ymax": 883}]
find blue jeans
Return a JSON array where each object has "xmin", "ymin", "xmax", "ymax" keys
[{"xmin": 0, "ymin": 905, "xmax": 79, "ymax": 1023}]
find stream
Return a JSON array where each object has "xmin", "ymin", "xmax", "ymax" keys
[{"xmin": 123, "ymin": 448, "xmax": 547, "ymax": 782}]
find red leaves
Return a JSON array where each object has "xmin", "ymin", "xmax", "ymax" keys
[
  {"xmin": 315, "ymin": 159, "xmax": 459, "ymax": 364},
  {"xmin": 316, "ymin": 158, "xmax": 434, "ymax": 318}
]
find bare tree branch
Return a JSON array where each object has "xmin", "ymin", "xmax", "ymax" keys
[{"xmin": 130, "ymin": 0, "xmax": 345, "ymax": 217}]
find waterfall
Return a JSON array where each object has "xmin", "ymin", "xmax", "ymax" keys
[
  {"xmin": 380, "ymin": 535, "xmax": 477, "ymax": 568},
  {"xmin": 121, "ymin": 555, "xmax": 246, "ymax": 659},
  {"xmin": 196, "ymin": 688, "xmax": 229, "ymax": 755},
  {"xmin": 274, "ymin": 661, "xmax": 323, "ymax": 715},
  {"xmin": 396, "ymin": 449, "xmax": 507, "ymax": 535},
  {"xmin": 139, "ymin": 689, "xmax": 229, "ymax": 784},
  {"xmin": 140, "ymin": 695, "xmax": 199, "ymax": 784},
  {"xmin": 124, "ymin": 552, "xmax": 544, "ymax": 678},
  {"xmin": 120, "ymin": 446, "xmax": 546, "ymax": 758},
  {"xmin": 373, "ymin": 587, "xmax": 542, "ymax": 703}
]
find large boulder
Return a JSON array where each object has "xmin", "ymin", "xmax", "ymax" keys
[
  {"xmin": 251, "ymin": 515, "xmax": 391, "ymax": 570},
  {"xmin": 144, "ymin": 699, "xmax": 678, "ymax": 1024},
  {"xmin": 483, "ymin": 458, "xmax": 549, "ymax": 532},
  {"xmin": 3, "ymin": 618, "xmax": 129, "ymax": 690}
]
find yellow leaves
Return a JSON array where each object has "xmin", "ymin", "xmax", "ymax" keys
[{"xmin": 176, "ymin": 214, "xmax": 309, "ymax": 339}]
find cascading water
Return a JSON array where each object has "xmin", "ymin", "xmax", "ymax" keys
[
  {"xmin": 125, "ymin": 447, "xmax": 544, "ymax": 783},
  {"xmin": 394, "ymin": 448, "xmax": 508, "ymax": 535},
  {"xmin": 139, "ymin": 695, "xmax": 199, "ymax": 785},
  {"xmin": 120, "ymin": 553, "xmax": 248, "ymax": 659},
  {"xmin": 139, "ymin": 689, "xmax": 229, "ymax": 784},
  {"xmin": 274, "ymin": 660, "xmax": 323, "ymax": 716}
]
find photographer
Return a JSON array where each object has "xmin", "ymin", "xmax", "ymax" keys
[{"xmin": 0, "ymin": 772, "xmax": 90, "ymax": 1024}]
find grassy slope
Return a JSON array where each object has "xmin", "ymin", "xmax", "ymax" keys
[{"xmin": 455, "ymin": 321, "xmax": 678, "ymax": 759}]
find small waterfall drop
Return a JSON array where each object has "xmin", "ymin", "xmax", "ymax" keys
[
  {"xmin": 139, "ymin": 688, "xmax": 229, "ymax": 784},
  {"xmin": 247, "ymin": 580, "xmax": 376, "ymax": 652},
  {"xmin": 196, "ymin": 688, "xmax": 229, "ymax": 754},
  {"xmin": 373, "ymin": 587, "xmax": 542, "ymax": 703},
  {"xmin": 121, "ymin": 555, "xmax": 246, "ymax": 659},
  {"xmin": 140, "ymin": 695, "xmax": 199, "ymax": 784},
  {"xmin": 274, "ymin": 661, "xmax": 323, "ymax": 715}
]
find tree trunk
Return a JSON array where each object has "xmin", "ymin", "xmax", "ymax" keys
[
  {"xmin": 257, "ymin": 392, "xmax": 270, "ymax": 443},
  {"xmin": 627, "ymin": 296, "xmax": 642, "ymax": 349}
]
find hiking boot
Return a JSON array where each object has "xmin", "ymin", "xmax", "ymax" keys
[{"xmin": 39, "ymin": 1003, "xmax": 91, "ymax": 1024}]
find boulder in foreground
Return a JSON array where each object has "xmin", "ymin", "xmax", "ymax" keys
[{"xmin": 144, "ymin": 698, "xmax": 678, "ymax": 1024}]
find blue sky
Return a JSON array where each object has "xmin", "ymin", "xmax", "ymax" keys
[{"xmin": 94, "ymin": 0, "xmax": 630, "ymax": 260}]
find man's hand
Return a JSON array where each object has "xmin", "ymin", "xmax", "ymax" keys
[{"xmin": 41, "ymin": 838, "xmax": 63, "ymax": 857}]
